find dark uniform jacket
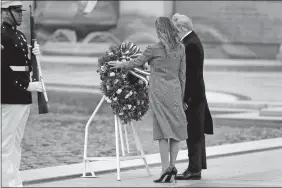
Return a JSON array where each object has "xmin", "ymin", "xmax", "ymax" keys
[{"xmin": 1, "ymin": 22, "xmax": 32, "ymax": 104}]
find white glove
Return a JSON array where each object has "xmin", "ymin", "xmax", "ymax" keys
[
  {"xmin": 32, "ymin": 41, "xmax": 40, "ymax": 56},
  {"xmin": 27, "ymin": 81, "xmax": 44, "ymax": 92}
]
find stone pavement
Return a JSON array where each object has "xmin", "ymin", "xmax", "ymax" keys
[
  {"xmin": 26, "ymin": 149, "xmax": 282, "ymax": 187},
  {"xmin": 21, "ymin": 138, "xmax": 282, "ymax": 186}
]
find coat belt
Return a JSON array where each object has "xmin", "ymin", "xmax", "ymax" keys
[{"xmin": 10, "ymin": 66, "xmax": 29, "ymax": 72}]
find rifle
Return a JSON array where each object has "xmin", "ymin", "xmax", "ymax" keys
[{"xmin": 30, "ymin": 5, "xmax": 49, "ymax": 114}]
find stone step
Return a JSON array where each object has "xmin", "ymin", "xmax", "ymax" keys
[
  {"xmin": 41, "ymin": 42, "xmax": 150, "ymax": 57},
  {"xmin": 203, "ymin": 63, "xmax": 282, "ymax": 72},
  {"xmin": 214, "ymin": 112, "xmax": 282, "ymax": 128},
  {"xmin": 41, "ymin": 42, "xmax": 112, "ymax": 57},
  {"xmin": 209, "ymin": 107, "xmax": 254, "ymax": 113},
  {"xmin": 208, "ymin": 101, "xmax": 268, "ymax": 110},
  {"xmin": 40, "ymin": 55, "xmax": 99, "ymax": 65},
  {"xmin": 210, "ymin": 107, "xmax": 254, "ymax": 115},
  {"xmin": 39, "ymin": 55, "xmax": 282, "ymax": 72},
  {"xmin": 221, "ymin": 43, "xmax": 258, "ymax": 59},
  {"xmin": 259, "ymin": 107, "xmax": 282, "ymax": 117}
]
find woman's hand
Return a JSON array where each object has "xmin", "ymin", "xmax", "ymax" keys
[{"xmin": 108, "ymin": 60, "xmax": 123, "ymax": 69}]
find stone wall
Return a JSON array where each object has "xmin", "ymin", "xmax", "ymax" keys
[
  {"xmin": 175, "ymin": 1, "xmax": 282, "ymax": 59},
  {"xmin": 19, "ymin": 1, "xmax": 282, "ymax": 59},
  {"xmin": 120, "ymin": 1, "xmax": 173, "ymax": 17},
  {"xmin": 175, "ymin": 1, "xmax": 282, "ymax": 44}
]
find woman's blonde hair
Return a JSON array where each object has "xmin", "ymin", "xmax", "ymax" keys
[{"xmin": 155, "ymin": 17, "xmax": 182, "ymax": 55}]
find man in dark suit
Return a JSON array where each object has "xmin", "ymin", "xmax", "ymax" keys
[{"xmin": 172, "ymin": 13, "xmax": 214, "ymax": 180}]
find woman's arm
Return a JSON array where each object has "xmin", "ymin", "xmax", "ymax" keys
[
  {"xmin": 121, "ymin": 46, "xmax": 153, "ymax": 69},
  {"xmin": 117, "ymin": 46, "xmax": 153, "ymax": 70}
]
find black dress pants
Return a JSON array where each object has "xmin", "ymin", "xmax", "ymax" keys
[{"xmin": 186, "ymin": 100, "xmax": 207, "ymax": 172}]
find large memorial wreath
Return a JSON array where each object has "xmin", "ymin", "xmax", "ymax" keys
[{"xmin": 97, "ymin": 42, "xmax": 150, "ymax": 124}]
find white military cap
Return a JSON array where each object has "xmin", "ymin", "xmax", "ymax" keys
[{"xmin": 1, "ymin": 1, "xmax": 25, "ymax": 10}]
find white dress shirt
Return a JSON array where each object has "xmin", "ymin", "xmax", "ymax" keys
[{"xmin": 180, "ymin": 30, "xmax": 193, "ymax": 42}]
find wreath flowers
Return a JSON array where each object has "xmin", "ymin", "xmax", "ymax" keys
[{"xmin": 97, "ymin": 42, "xmax": 150, "ymax": 124}]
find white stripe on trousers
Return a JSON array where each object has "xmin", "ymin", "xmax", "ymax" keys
[{"xmin": 1, "ymin": 104, "xmax": 31, "ymax": 187}]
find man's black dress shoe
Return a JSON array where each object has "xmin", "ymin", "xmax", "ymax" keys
[{"xmin": 175, "ymin": 169, "xmax": 201, "ymax": 180}]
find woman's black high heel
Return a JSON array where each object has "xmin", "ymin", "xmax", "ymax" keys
[
  {"xmin": 165, "ymin": 167, "xmax": 178, "ymax": 183},
  {"xmin": 153, "ymin": 167, "xmax": 172, "ymax": 183}
]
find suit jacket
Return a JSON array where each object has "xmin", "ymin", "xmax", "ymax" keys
[
  {"xmin": 182, "ymin": 31, "xmax": 214, "ymax": 135},
  {"xmin": 182, "ymin": 31, "xmax": 206, "ymax": 102}
]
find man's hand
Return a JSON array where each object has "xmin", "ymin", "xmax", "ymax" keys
[
  {"xmin": 31, "ymin": 41, "xmax": 40, "ymax": 56},
  {"xmin": 183, "ymin": 102, "xmax": 188, "ymax": 111},
  {"xmin": 27, "ymin": 81, "xmax": 44, "ymax": 92}
]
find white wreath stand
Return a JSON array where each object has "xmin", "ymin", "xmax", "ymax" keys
[{"xmin": 82, "ymin": 95, "xmax": 151, "ymax": 181}]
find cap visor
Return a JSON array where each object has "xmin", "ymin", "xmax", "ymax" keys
[
  {"xmin": 11, "ymin": 6, "xmax": 26, "ymax": 11},
  {"xmin": 14, "ymin": 8, "xmax": 26, "ymax": 11}
]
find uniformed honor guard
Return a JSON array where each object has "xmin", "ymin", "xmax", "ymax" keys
[{"xmin": 1, "ymin": 1, "xmax": 44, "ymax": 187}]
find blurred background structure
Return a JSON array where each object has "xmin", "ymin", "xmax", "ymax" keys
[{"xmin": 20, "ymin": 0, "xmax": 282, "ymax": 60}]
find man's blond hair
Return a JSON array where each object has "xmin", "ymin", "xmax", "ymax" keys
[{"xmin": 172, "ymin": 13, "xmax": 193, "ymax": 32}]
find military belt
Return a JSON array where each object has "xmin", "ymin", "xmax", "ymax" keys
[{"xmin": 10, "ymin": 66, "xmax": 29, "ymax": 72}]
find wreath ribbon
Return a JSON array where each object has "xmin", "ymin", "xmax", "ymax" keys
[
  {"xmin": 119, "ymin": 42, "xmax": 151, "ymax": 86},
  {"xmin": 133, "ymin": 68, "xmax": 151, "ymax": 76},
  {"xmin": 129, "ymin": 70, "xmax": 149, "ymax": 85}
]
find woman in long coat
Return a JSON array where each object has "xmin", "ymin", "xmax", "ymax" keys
[{"xmin": 109, "ymin": 17, "xmax": 187, "ymax": 183}]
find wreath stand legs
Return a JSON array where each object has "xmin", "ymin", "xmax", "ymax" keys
[{"xmin": 82, "ymin": 95, "xmax": 151, "ymax": 181}]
